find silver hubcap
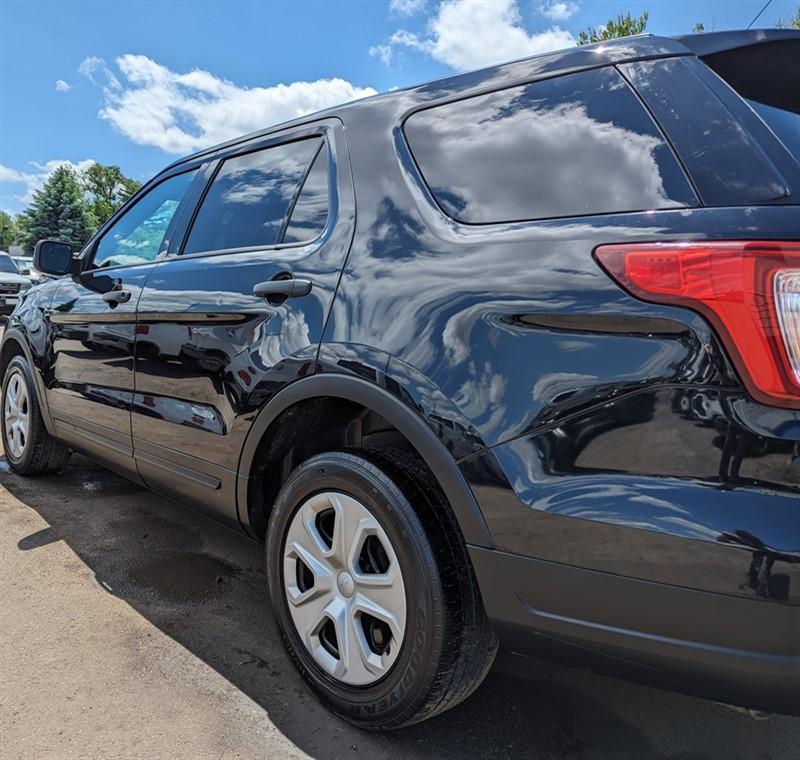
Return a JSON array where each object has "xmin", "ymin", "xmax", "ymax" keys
[
  {"xmin": 283, "ymin": 491, "xmax": 407, "ymax": 686},
  {"xmin": 4, "ymin": 370, "xmax": 29, "ymax": 459}
]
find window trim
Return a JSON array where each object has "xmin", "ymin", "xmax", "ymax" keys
[
  {"xmin": 399, "ymin": 63, "xmax": 699, "ymax": 228},
  {"xmin": 176, "ymin": 127, "xmax": 334, "ymax": 262}
]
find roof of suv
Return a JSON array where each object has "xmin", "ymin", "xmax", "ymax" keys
[{"xmin": 164, "ymin": 28, "xmax": 799, "ymax": 175}]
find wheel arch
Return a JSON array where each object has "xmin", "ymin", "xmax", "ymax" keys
[
  {"xmin": 0, "ymin": 328, "xmax": 55, "ymax": 435},
  {"xmin": 235, "ymin": 373, "xmax": 494, "ymax": 548}
]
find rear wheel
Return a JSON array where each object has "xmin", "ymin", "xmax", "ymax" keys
[
  {"xmin": 2, "ymin": 355, "xmax": 70, "ymax": 475},
  {"xmin": 266, "ymin": 450, "xmax": 497, "ymax": 729}
]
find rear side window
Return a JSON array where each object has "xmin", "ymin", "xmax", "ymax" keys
[
  {"xmin": 184, "ymin": 137, "xmax": 322, "ymax": 255},
  {"xmin": 404, "ymin": 67, "xmax": 696, "ymax": 224}
]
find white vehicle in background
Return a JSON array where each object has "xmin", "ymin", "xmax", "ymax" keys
[
  {"xmin": 12, "ymin": 255, "xmax": 47, "ymax": 284},
  {"xmin": 0, "ymin": 251, "xmax": 32, "ymax": 316}
]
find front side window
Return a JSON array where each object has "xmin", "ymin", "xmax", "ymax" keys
[
  {"xmin": 404, "ymin": 67, "xmax": 696, "ymax": 224},
  {"xmin": 184, "ymin": 137, "xmax": 323, "ymax": 255},
  {"xmin": 92, "ymin": 170, "xmax": 197, "ymax": 269}
]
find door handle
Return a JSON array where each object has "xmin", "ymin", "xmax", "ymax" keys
[
  {"xmin": 102, "ymin": 290, "xmax": 131, "ymax": 305},
  {"xmin": 252, "ymin": 278, "xmax": 313, "ymax": 299}
]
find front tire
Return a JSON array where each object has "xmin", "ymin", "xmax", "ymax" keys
[
  {"xmin": 2, "ymin": 355, "xmax": 70, "ymax": 475},
  {"xmin": 266, "ymin": 450, "xmax": 497, "ymax": 729}
]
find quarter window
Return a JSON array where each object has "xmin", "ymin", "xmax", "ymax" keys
[
  {"xmin": 283, "ymin": 143, "xmax": 329, "ymax": 243},
  {"xmin": 404, "ymin": 67, "xmax": 697, "ymax": 224},
  {"xmin": 184, "ymin": 137, "xmax": 324, "ymax": 255},
  {"xmin": 92, "ymin": 170, "xmax": 197, "ymax": 269}
]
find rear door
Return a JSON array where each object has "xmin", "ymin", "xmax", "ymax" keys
[
  {"xmin": 46, "ymin": 169, "xmax": 199, "ymax": 479},
  {"xmin": 132, "ymin": 119, "xmax": 355, "ymax": 526}
]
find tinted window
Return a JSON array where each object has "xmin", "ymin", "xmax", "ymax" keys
[
  {"xmin": 621, "ymin": 58, "xmax": 789, "ymax": 206},
  {"xmin": 283, "ymin": 143, "xmax": 329, "ymax": 243},
  {"xmin": 93, "ymin": 170, "xmax": 197, "ymax": 269},
  {"xmin": 184, "ymin": 138, "xmax": 322, "ymax": 255},
  {"xmin": 748, "ymin": 100, "xmax": 800, "ymax": 161},
  {"xmin": 404, "ymin": 67, "xmax": 696, "ymax": 224},
  {"xmin": 0, "ymin": 254, "xmax": 18, "ymax": 274}
]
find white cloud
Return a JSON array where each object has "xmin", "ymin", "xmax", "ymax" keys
[
  {"xmin": 79, "ymin": 54, "xmax": 377, "ymax": 155},
  {"xmin": 55, "ymin": 79, "xmax": 72, "ymax": 92},
  {"xmin": 369, "ymin": 43, "xmax": 394, "ymax": 66},
  {"xmin": 78, "ymin": 56, "xmax": 121, "ymax": 89},
  {"xmin": 0, "ymin": 159, "xmax": 95, "ymax": 205},
  {"xmin": 539, "ymin": 1, "xmax": 578, "ymax": 22},
  {"xmin": 373, "ymin": 0, "xmax": 575, "ymax": 71},
  {"xmin": 0, "ymin": 165, "xmax": 33, "ymax": 185},
  {"xmin": 390, "ymin": 0, "xmax": 426, "ymax": 15}
]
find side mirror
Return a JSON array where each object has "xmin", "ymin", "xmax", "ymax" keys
[{"xmin": 33, "ymin": 239, "xmax": 77, "ymax": 276}]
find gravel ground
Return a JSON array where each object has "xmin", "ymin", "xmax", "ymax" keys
[{"xmin": 1, "ymin": 329, "xmax": 798, "ymax": 759}]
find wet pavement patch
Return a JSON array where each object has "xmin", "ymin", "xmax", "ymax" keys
[{"xmin": 127, "ymin": 551, "xmax": 240, "ymax": 603}]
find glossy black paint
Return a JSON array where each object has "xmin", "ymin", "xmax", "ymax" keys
[
  {"xmin": 3, "ymin": 32, "xmax": 799, "ymax": 713},
  {"xmin": 46, "ymin": 264, "xmax": 157, "ymax": 482}
]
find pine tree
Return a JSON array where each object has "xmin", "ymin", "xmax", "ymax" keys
[
  {"xmin": 578, "ymin": 11, "xmax": 649, "ymax": 45},
  {"xmin": 21, "ymin": 166, "xmax": 94, "ymax": 252},
  {"xmin": 775, "ymin": 4, "xmax": 800, "ymax": 29}
]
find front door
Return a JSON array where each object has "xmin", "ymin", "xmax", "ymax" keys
[
  {"xmin": 46, "ymin": 169, "xmax": 199, "ymax": 479},
  {"xmin": 132, "ymin": 121, "xmax": 355, "ymax": 526}
]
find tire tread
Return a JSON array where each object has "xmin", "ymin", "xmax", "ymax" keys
[{"xmin": 360, "ymin": 447, "xmax": 498, "ymax": 727}]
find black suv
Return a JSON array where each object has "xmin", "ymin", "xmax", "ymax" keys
[{"xmin": 2, "ymin": 31, "xmax": 799, "ymax": 727}]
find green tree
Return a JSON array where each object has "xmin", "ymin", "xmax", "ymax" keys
[
  {"xmin": 692, "ymin": 22, "xmax": 705, "ymax": 32},
  {"xmin": 0, "ymin": 211, "xmax": 18, "ymax": 250},
  {"xmin": 81, "ymin": 162, "xmax": 142, "ymax": 232},
  {"xmin": 20, "ymin": 166, "xmax": 94, "ymax": 253},
  {"xmin": 776, "ymin": 4, "xmax": 800, "ymax": 29},
  {"xmin": 578, "ymin": 11, "xmax": 649, "ymax": 45}
]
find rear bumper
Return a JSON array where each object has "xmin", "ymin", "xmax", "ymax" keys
[
  {"xmin": 461, "ymin": 385, "xmax": 800, "ymax": 601},
  {"xmin": 470, "ymin": 546, "xmax": 800, "ymax": 715}
]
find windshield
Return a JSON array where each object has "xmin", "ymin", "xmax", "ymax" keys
[{"xmin": 0, "ymin": 255, "xmax": 19, "ymax": 274}]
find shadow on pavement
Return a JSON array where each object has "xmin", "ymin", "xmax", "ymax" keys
[{"xmin": 2, "ymin": 454, "xmax": 798, "ymax": 759}]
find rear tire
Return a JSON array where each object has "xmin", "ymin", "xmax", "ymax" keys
[
  {"xmin": 266, "ymin": 449, "xmax": 497, "ymax": 729},
  {"xmin": 2, "ymin": 355, "xmax": 70, "ymax": 475}
]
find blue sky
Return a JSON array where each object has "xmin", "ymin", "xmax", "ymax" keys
[{"xmin": 1, "ymin": 0, "xmax": 797, "ymax": 214}]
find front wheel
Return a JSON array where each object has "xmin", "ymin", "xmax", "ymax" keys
[
  {"xmin": 266, "ymin": 450, "xmax": 497, "ymax": 729},
  {"xmin": 2, "ymin": 355, "xmax": 70, "ymax": 475}
]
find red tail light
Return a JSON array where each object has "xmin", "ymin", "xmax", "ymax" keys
[{"xmin": 595, "ymin": 241, "xmax": 800, "ymax": 410}]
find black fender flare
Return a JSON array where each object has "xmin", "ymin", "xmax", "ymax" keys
[
  {"xmin": 1, "ymin": 326, "xmax": 56, "ymax": 435},
  {"xmin": 235, "ymin": 373, "xmax": 494, "ymax": 548}
]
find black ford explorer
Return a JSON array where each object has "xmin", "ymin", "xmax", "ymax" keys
[{"xmin": 2, "ymin": 30, "xmax": 798, "ymax": 728}]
